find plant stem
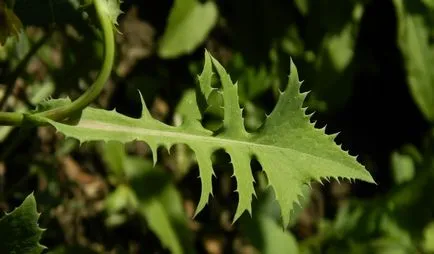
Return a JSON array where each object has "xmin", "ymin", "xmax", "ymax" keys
[
  {"xmin": 36, "ymin": 0, "xmax": 115, "ymax": 121},
  {"xmin": 0, "ymin": 111, "xmax": 23, "ymax": 125},
  {"xmin": 0, "ymin": 0, "xmax": 115, "ymax": 125}
]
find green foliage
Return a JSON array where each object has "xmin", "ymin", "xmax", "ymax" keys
[
  {"xmin": 294, "ymin": 0, "xmax": 309, "ymax": 16},
  {"xmin": 299, "ymin": 136, "xmax": 434, "ymax": 253},
  {"xmin": 240, "ymin": 185, "xmax": 300, "ymax": 254},
  {"xmin": 158, "ymin": 0, "xmax": 218, "ymax": 58},
  {"xmin": 102, "ymin": 141, "xmax": 194, "ymax": 254},
  {"xmin": 41, "ymin": 51, "xmax": 374, "ymax": 227},
  {"xmin": 390, "ymin": 145, "xmax": 419, "ymax": 185},
  {"xmin": 0, "ymin": 193, "xmax": 45, "ymax": 254},
  {"xmin": 243, "ymin": 216, "xmax": 299, "ymax": 253},
  {"xmin": 308, "ymin": 1, "xmax": 363, "ymax": 111},
  {"xmin": 423, "ymin": 222, "xmax": 434, "ymax": 252},
  {"xmin": 3, "ymin": 0, "xmax": 434, "ymax": 252},
  {"xmin": 394, "ymin": 0, "xmax": 434, "ymax": 122}
]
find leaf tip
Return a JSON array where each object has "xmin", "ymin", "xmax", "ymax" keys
[
  {"xmin": 289, "ymin": 58, "xmax": 300, "ymax": 84},
  {"xmin": 138, "ymin": 90, "xmax": 153, "ymax": 120}
]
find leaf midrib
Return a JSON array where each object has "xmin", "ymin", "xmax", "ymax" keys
[{"xmin": 72, "ymin": 119, "xmax": 356, "ymax": 170}]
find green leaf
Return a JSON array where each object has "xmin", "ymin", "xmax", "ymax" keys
[
  {"xmin": 43, "ymin": 50, "xmax": 374, "ymax": 227},
  {"xmin": 423, "ymin": 222, "xmax": 434, "ymax": 252},
  {"xmin": 138, "ymin": 201, "xmax": 183, "ymax": 254},
  {"xmin": 0, "ymin": 193, "xmax": 45, "ymax": 254},
  {"xmin": 124, "ymin": 157, "xmax": 194, "ymax": 254},
  {"xmin": 158, "ymin": 0, "xmax": 218, "ymax": 58},
  {"xmin": 242, "ymin": 216, "xmax": 299, "ymax": 254},
  {"xmin": 101, "ymin": 141, "xmax": 194, "ymax": 254},
  {"xmin": 175, "ymin": 89, "xmax": 202, "ymax": 122},
  {"xmin": 394, "ymin": 0, "xmax": 434, "ymax": 122},
  {"xmin": 104, "ymin": 184, "xmax": 137, "ymax": 227},
  {"xmin": 105, "ymin": 184, "xmax": 138, "ymax": 214},
  {"xmin": 294, "ymin": 0, "xmax": 309, "ymax": 16},
  {"xmin": 422, "ymin": 0, "xmax": 434, "ymax": 9},
  {"xmin": 240, "ymin": 188, "xmax": 299, "ymax": 254},
  {"xmin": 390, "ymin": 150, "xmax": 415, "ymax": 185},
  {"xmin": 307, "ymin": 1, "xmax": 364, "ymax": 111},
  {"xmin": 196, "ymin": 50, "xmax": 216, "ymax": 115},
  {"xmin": 173, "ymin": 89, "xmax": 202, "ymax": 176},
  {"xmin": 101, "ymin": 141, "xmax": 127, "ymax": 179}
]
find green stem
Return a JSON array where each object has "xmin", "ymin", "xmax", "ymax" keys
[
  {"xmin": 0, "ymin": 111, "xmax": 23, "ymax": 125},
  {"xmin": 0, "ymin": 0, "xmax": 115, "ymax": 125},
  {"xmin": 36, "ymin": 0, "xmax": 114, "ymax": 121}
]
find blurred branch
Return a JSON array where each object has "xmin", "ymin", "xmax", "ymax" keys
[{"xmin": 0, "ymin": 30, "xmax": 52, "ymax": 110}]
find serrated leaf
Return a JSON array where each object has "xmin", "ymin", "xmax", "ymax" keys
[
  {"xmin": 158, "ymin": 0, "xmax": 218, "ymax": 58},
  {"xmin": 98, "ymin": 0, "xmax": 122, "ymax": 28},
  {"xmin": 394, "ymin": 0, "xmax": 434, "ymax": 122},
  {"xmin": 176, "ymin": 89, "xmax": 202, "ymax": 122},
  {"xmin": 196, "ymin": 50, "xmax": 215, "ymax": 115},
  {"xmin": 0, "ymin": 193, "xmax": 45, "ymax": 254},
  {"xmin": 43, "ymin": 50, "xmax": 374, "ymax": 227},
  {"xmin": 173, "ymin": 90, "xmax": 202, "ymax": 176}
]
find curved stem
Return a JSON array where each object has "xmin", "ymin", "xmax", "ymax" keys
[
  {"xmin": 0, "ymin": 0, "xmax": 115, "ymax": 125},
  {"xmin": 36, "ymin": 0, "xmax": 114, "ymax": 121}
]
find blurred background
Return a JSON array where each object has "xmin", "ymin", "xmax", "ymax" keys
[{"xmin": 1, "ymin": 0, "xmax": 434, "ymax": 253}]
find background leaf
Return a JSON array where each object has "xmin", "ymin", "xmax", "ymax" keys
[
  {"xmin": 240, "ymin": 186, "xmax": 300, "ymax": 254},
  {"xmin": 423, "ymin": 222, "xmax": 434, "ymax": 252},
  {"xmin": 394, "ymin": 0, "xmax": 434, "ymax": 122},
  {"xmin": 102, "ymin": 142, "xmax": 195, "ymax": 254},
  {"xmin": 158, "ymin": 0, "xmax": 218, "ymax": 58}
]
